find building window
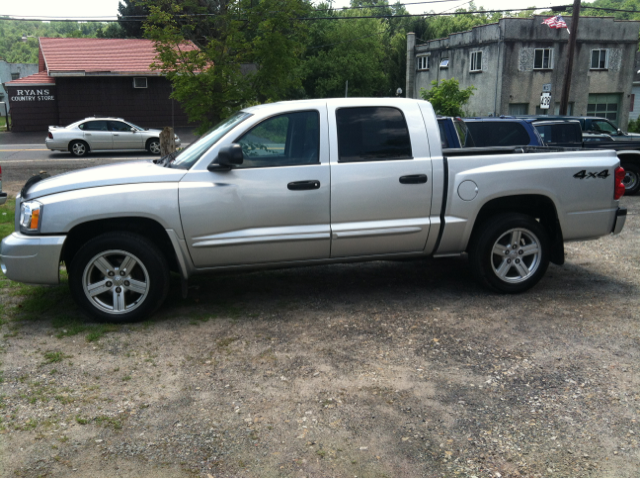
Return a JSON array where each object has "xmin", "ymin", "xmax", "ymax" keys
[
  {"xmin": 416, "ymin": 55, "xmax": 430, "ymax": 71},
  {"xmin": 133, "ymin": 77, "xmax": 148, "ymax": 88},
  {"xmin": 508, "ymin": 103, "xmax": 529, "ymax": 115},
  {"xmin": 11, "ymin": 73, "xmax": 19, "ymax": 80},
  {"xmin": 470, "ymin": 51, "xmax": 482, "ymax": 72},
  {"xmin": 553, "ymin": 102, "xmax": 574, "ymax": 115},
  {"xmin": 587, "ymin": 93, "xmax": 621, "ymax": 125},
  {"xmin": 630, "ymin": 94, "xmax": 635, "ymax": 112},
  {"xmin": 533, "ymin": 48, "xmax": 553, "ymax": 69},
  {"xmin": 440, "ymin": 59, "xmax": 449, "ymax": 69},
  {"xmin": 591, "ymin": 49, "xmax": 608, "ymax": 69}
]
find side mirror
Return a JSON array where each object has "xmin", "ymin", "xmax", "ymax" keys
[
  {"xmin": 131, "ymin": 128, "xmax": 137, "ymax": 133},
  {"xmin": 208, "ymin": 144, "xmax": 244, "ymax": 172},
  {"xmin": 617, "ymin": 128, "xmax": 622, "ymax": 135}
]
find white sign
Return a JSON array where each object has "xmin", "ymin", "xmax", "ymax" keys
[
  {"xmin": 10, "ymin": 89, "xmax": 55, "ymax": 102},
  {"xmin": 540, "ymin": 92, "xmax": 551, "ymax": 110}
]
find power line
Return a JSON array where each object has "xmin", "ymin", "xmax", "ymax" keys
[
  {"xmin": 5, "ymin": 2, "xmax": 640, "ymax": 23},
  {"xmin": 0, "ymin": 0, "xmax": 465, "ymax": 21}
]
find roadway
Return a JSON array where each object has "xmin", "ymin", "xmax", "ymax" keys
[{"xmin": 0, "ymin": 128, "xmax": 197, "ymax": 196}]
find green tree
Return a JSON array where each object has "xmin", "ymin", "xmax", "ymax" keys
[
  {"xmin": 143, "ymin": 0, "xmax": 312, "ymax": 131},
  {"xmin": 420, "ymin": 78, "xmax": 476, "ymax": 116},
  {"xmin": 118, "ymin": 0, "xmax": 148, "ymax": 38}
]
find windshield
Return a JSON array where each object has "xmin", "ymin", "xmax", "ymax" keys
[{"xmin": 170, "ymin": 112, "xmax": 253, "ymax": 169}]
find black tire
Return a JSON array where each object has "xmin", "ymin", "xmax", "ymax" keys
[
  {"xmin": 468, "ymin": 213, "xmax": 550, "ymax": 294},
  {"xmin": 69, "ymin": 232, "xmax": 170, "ymax": 322},
  {"xmin": 621, "ymin": 163, "xmax": 640, "ymax": 195},
  {"xmin": 146, "ymin": 138, "xmax": 161, "ymax": 155},
  {"xmin": 69, "ymin": 140, "xmax": 89, "ymax": 157}
]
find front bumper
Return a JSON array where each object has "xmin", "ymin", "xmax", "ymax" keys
[
  {"xmin": 0, "ymin": 232, "xmax": 66, "ymax": 284},
  {"xmin": 612, "ymin": 207, "xmax": 627, "ymax": 235}
]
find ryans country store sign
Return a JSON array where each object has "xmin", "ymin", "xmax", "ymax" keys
[{"xmin": 11, "ymin": 89, "xmax": 55, "ymax": 102}]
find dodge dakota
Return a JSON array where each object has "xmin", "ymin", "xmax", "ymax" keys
[{"xmin": 0, "ymin": 98, "xmax": 628, "ymax": 321}]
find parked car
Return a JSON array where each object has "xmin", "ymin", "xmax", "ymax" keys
[
  {"xmin": 45, "ymin": 117, "xmax": 181, "ymax": 157},
  {"xmin": 511, "ymin": 114, "xmax": 640, "ymax": 141},
  {"xmin": 462, "ymin": 118, "xmax": 544, "ymax": 147},
  {"xmin": 1, "ymin": 98, "xmax": 626, "ymax": 322}
]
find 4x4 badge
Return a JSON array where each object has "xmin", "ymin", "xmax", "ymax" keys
[{"xmin": 573, "ymin": 169, "xmax": 610, "ymax": 179}]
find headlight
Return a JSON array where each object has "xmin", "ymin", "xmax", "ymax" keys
[{"xmin": 20, "ymin": 200, "xmax": 43, "ymax": 233}]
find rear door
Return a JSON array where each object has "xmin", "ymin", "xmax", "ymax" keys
[
  {"xmin": 81, "ymin": 120, "xmax": 113, "ymax": 150},
  {"xmin": 328, "ymin": 102, "xmax": 433, "ymax": 257}
]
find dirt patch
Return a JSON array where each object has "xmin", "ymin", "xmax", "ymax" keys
[{"xmin": 0, "ymin": 197, "xmax": 639, "ymax": 477}]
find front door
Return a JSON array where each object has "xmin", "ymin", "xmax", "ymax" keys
[
  {"xmin": 109, "ymin": 121, "xmax": 143, "ymax": 149},
  {"xmin": 328, "ymin": 103, "xmax": 433, "ymax": 257},
  {"xmin": 81, "ymin": 120, "xmax": 113, "ymax": 150},
  {"xmin": 180, "ymin": 108, "xmax": 331, "ymax": 268}
]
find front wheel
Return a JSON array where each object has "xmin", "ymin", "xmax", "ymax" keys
[
  {"xmin": 146, "ymin": 138, "xmax": 161, "ymax": 155},
  {"xmin": 621, "ymin": 163, "xmax": 640, "ymax": 195},
  {"xmin": 69, "ymin": 232, "xmax": 170, "ymax": 322},
  {"xmin": 468, "ymin": 213, "xmax": 550, "ymax": 293}
]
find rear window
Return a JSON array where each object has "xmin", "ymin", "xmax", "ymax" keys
[
  {"xmin": 464, "ymin": 122, "xmax": 531, "ymax": 147},
  {"xmin": 535, "ymin": 124, "xmax": 581, "ymax": 144}
]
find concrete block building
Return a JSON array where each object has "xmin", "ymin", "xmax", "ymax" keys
[{"xmin": 406, "ymin": 16, "xmax": 640, "ymax": 127}]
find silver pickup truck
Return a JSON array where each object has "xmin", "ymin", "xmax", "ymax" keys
[{"xmin": 0, "ymin": 98, "xmax": 627, "ymax": 322}]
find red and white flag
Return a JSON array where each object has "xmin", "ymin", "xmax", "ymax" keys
[{"xmin": 542, "ymin": 15, "xmax": 570, "ymax": 33}]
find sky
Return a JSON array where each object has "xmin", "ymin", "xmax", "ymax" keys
[{"xmin": 0, "ymin": 0, "xmax": 573, "ymax": 19}]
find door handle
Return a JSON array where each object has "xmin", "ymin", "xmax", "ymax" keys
[
  {"xmin": 85, "ymin": 133, "xmax": 92, "ymax": 136},
  {"xmin": 113, "ymin": 134, "xmax": 119, "ymax": 136},
  {"xmin": 288, "ymin": 180, "xmax": 321, "ymax": 191},
  {"xmin": 399, "ymin": 174, "xmax": 427, "ymax": 184}
]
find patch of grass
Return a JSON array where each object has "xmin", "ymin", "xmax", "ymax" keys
[
  {"xmin": 122, "ymin": 375, "xmax": 132, "ymax": 381},
  {"xmin": 52, "ymin": 313, "xmax": 119, "ymax": 341},
  {"xmin": 217, "ymin": 337, "xmax": 239, "ymax": 348},
  {"xmin": 0, "ymin": 198, "xmax": 15, "ymax": 240},
  {"xmin": 95, "ymin": 415, "xmax": 122, "ymax": 430},
  {"xmin": 75, "ymin": 416, "xmax": 89, "ymax": 425},
  {"xmin": 42, "ymin": 351, "xmax": 72, "ymax": 364}
]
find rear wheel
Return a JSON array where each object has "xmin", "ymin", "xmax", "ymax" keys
[
  {"xmin": 469, "ymin": 213, "xmax": 550, "ymax": 293},
  {"xmin": 70, "ymin": 140, "xmax": 89, "ymax": 157},
  {"xmin": 69, "ymin": 232, "xmax": 170, "ymax": 322},
  {"xmin": 146, "ymin": 138, "xmax": 161, "ymax": 155},
  {"xmin": 621, "ymin": 163, "xmax": 640, "ymax": 195}
]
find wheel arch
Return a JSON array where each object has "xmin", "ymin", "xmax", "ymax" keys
[
  {"xmin": 68, "ymin": 139, "xmax": 89, "ymax": 152},
  {"xmin": 62, "ymin": 217, "xmax": 181, "ymax": 275},
  {"xmin": 469, "ymin": 194, "xmax": 564, "ymax": 265}
]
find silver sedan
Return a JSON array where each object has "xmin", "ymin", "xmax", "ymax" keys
[{"xmin": 45, "ymin": 117, "xmax": 181, "ymax": 157}]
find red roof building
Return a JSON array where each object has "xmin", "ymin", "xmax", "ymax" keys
[{"xmin": 5, "ymin": 38, "xmax": 194, "ymax": 132}]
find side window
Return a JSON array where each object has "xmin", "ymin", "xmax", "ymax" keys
[
  {"xmin": 109, "ymin": 121, "xmax": 132, "ymax": 132},
  {"xmin": 465, "ymin": 122, "xmax": 531, "ymax": 147},
  {"xmin": 236, "ymin": 111, "xmax": 319, "ymax": 168},
  {"xmin": 438, "ymin": 120, "xmax": 449, "ymax": 148},
  {"xmin": 83, "ymin": 121, "xmax": 109, "ymax": 131},
  {"xmin": 336, "ymin": 107, "xmax": 412, "ymax": 162}
]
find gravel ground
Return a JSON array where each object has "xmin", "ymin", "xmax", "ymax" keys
[{"xmin": 0, "ymin": 189, "xmax": 638, "ymax": 477}]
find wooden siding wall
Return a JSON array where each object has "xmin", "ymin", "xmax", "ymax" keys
[
  {"xmin": 6, "ymin": 86, "xmax": 59, "ymax": 132},
  {"xmin": 57, "ymin": 77, "xmax": 191, "ymax": 128}
]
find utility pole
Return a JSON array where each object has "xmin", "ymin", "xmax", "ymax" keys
[{"xmin": 559, "ymin": 0, "xmax": 580, "ymax": 115}]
